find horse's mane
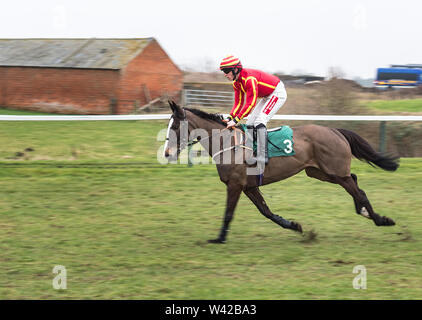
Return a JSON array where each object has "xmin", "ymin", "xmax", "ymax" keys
[{"xmin": 185, "ymin": 108, "xmax": 226, "ymax": 126}]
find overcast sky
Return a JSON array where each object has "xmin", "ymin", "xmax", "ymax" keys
[{"xmin": 1, "ymin": 0, "xmax": 420, "ymax": 79}]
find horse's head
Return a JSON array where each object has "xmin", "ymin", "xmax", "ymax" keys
[{"xmin": 164, "ymin": 100, "xmax": 188, "ymax": 161}]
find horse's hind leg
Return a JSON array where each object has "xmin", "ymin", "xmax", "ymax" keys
[
  {"xmin": 335, "ymin": 175, "xmax": 395, "ymax": 226},
  {"xmin": 305, "ymin": 167, "xmax": 395, "ymax": 226},
  {"xmin": 350, "ymin": 174, "xmax": 369, "ymax": 217},
  {"xmin": 243, "ymin": 187, "xmax": 302, "ymax": 233}
]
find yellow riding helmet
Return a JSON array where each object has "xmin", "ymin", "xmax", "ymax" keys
[{"xmin": 219, "ymin": 55, "xmax": 242, "ymax": 71}]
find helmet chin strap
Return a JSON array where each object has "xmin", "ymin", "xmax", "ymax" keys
[{"xmin": 233, "ymin": 67, "xmax": 241, "ymax": 80}]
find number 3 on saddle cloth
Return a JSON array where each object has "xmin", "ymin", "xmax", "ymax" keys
[{"xmin": 239, "ymin": 124, "xmax": 296, "ymax": 158}]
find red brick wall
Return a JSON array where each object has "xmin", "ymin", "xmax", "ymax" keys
[
  {"xmin": 0, "ymin": 39, "xmax": 183, "ymax": 115},
  {"xmin": 116, "ymin": 39, "xmax": 183, "ymax": 114},
  {"xmin": 0, "ymin": 67, "xmax": 119, "ymax": 114}
]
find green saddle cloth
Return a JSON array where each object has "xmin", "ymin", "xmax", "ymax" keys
[{"xmin": 239, "ymin": 124, "xmax": 295, "ymax": 158}]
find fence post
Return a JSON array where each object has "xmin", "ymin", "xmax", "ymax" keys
[
  {"xmin": 379, "ymin": 121, "xmax": 387, "ymax": 153},
  {"xmin": 188, "ymin": 144, "xmax": 193, "ymax": 167}
]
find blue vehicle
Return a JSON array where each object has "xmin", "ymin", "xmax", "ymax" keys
[{"xmin": 374, "ymin": 64, "xmax": 422, "ymax": 87}]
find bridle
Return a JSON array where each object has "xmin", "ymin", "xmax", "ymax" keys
[
  {"xmin": 173, "ymin": 110, "xmax": 231, "ymax": 148},
  {"xmin": 167, "ymin": 110, "xmax": 252, "ymax": 160}
]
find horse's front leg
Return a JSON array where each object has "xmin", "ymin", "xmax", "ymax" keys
[
  {"xmin": 208, "ymin": 183, "xmax": 243, "ymax": 244},
  {"xmin": 243, "ymin": 187, "xmax": 303, "ymax": 233}
]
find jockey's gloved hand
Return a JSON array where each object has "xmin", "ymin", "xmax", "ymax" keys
[
  {"xmin": 223, "ymin": 116, "xmax": 231, "ymax": 123},
  {"xmin": 226, "ymin": 120, "xmax": 237, "ymax": 129}
]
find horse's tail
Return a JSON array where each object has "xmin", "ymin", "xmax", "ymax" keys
[{"xmin": 336, "ymin": 128, "xmax": 399, "ymax": 171}]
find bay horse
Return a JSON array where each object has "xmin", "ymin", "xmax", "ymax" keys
[{"xmin": 164, "ymin": 101, "xmax": 399, "ymax": 244}]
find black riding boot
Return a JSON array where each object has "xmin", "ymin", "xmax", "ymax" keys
[
  {"xmin": 256, "ymin": 123, "xmax": 269, "ymax": 165},
  {"xmin": 255, "ymin": 124, "xmax": 268, "ymax": 186},
  {"xmin": 245, "ymin": 125, "xmax": 257, "ymax": 165}
]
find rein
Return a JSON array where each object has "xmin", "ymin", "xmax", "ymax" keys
[
  {"xmin": 188, "ymin": 127, "xmax": 253, "ymax": 160},
  {"xmin": 187, "ymin": 129, "xmax": 227, "ymax": 147},
  {"xmin": 182, "ymin": 109, "xmax": 231, "ymax": 147},
  {"xmin": 174, "ymin": 110, "xmax": 253, "ymax": 160}
]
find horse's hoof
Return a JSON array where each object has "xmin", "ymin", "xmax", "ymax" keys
[
  {"xmin": 374, "ymin": 216, "xmax": 395, "ymax": 226},
  {"xmin": 207, "ymin": 238, "xmax": 226, "ymax": 244},
  {"xmin": 291, "ymin": 222, "xmax": 303, "ymax": 233},
  {"xmin": 383, "ymin": 216, "xmax": 396, "ymax": 226}
]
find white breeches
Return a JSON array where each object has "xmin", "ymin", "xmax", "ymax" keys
[{"xmin": 245, "ymin": 81, "xmax": 287, "ymax": 127}]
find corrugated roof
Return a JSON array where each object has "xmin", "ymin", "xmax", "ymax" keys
[{"xmin": 0, "ymin": 38, "xmax": 154, "ymax": 69}]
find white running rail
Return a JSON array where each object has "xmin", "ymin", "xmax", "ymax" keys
[{"xmin": 0, "ymin": 114, "xmax": 421, "ymax": 121}]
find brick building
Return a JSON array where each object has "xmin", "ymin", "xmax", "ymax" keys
[{"xmin": 0, "ymin": 38, "xmax": 183, "ymax": 114}]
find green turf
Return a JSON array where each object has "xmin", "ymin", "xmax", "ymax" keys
[
  {"xmin": 365, "ymin": 98, "xmax": 422, "ymax": 113},
  {"xmin": 0, "ymin": 120, "xmax": 169, "ymax": 163},
  {"xmin": 0, "ymin": 120, "xmax": 421, "ymax": 299}
]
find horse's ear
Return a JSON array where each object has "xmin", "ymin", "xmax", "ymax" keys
[
  {"xmin": 168, "ymin": 100, "xmax": 176, "ymax": 113},
  {"xmin": 168, "ymin": 100, "xmax": 184, "ymax": 119}
]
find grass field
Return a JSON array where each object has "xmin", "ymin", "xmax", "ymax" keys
[
  {"xmin": 0, "ymin": 118, "xmax": 422, "ymax": 300},
  {"xmin": 365, "ymin": 98, "xmax": 422, "ymax": 113}
]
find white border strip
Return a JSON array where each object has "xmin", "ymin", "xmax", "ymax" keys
[
  {"xmin": 0, "ymin": 114, "xmax": 421, "ymax": 121},
  {"xmin": 0, "ymin": 114, "xmax": 172, "ymax": 121},
  {"xmin": 272, "ymin": 115, "xmax": 422, "ymax": 121}
]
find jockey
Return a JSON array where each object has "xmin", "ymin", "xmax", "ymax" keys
[{"xmin": 220, "ymin": 55, "xmax": 287, "ymax": 167}]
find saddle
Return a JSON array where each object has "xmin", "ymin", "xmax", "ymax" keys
[{"xmin": 238, "ymin": 124, "xmax": 295, "ymax": 158}]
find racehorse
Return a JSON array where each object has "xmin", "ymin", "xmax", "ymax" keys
[{"xmin": 164, "ymin": 100, "xmax": 399, "ymax": 244}]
